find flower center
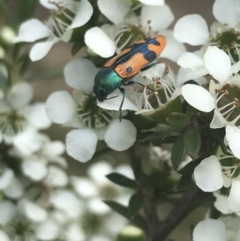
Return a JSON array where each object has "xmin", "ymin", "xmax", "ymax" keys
[
  {"xmin": 77, "ymin": 94, "xmax": 116, "ymax": 130},
  {"xmin": 215, "ymin": 84, "xmax": 240, "ymax": 126},
  {"xmin": 115, "ymin": 25, "xmax": 146, "ymax": 52},
  {"xmin": 210, "ymin": 29, "xmax": 240, "ymax": 63},
  {"xmin": 138, "ymin": 67, "xmax": 178, "ymax": 110},
  {"xmin": 0, "ymin": 110, "xmax": 27, "ymax": 136},
  {"xmin": 220, "ymin": 152, "xmax": 240, "ymax": 179},
  {"xmin": 48, "ymin": 0, "xmax": 78, "ymax": 37}
]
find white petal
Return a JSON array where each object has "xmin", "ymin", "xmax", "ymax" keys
[
  {"xmin": 193, "ymin": 219, "xmax": 226, "ymax": 241},
  {"xmin": 204, "ymin": 46, "xmax": 231, "ymax": 83},
  {"xmin": 225, "ymin": 125, "xmax": 240, "ymax": 159},
  {"xmin": 231, "ymin": 60, "xmax": 240, "ymax": 74},
  {"xmin": 0, "ymin": 168, "xmax": 14, "ymax": 190},
  {"xmin": 161, "ymin": 36, "xmax": 186, "ymax": 62},
  {"xmin": 0, "ymin": 230, "xmax": 10, "ymax": 241},
  {"xmin": 39, "ymin": 0, "xmax": 58, "ymax": 9},
  {"xmin": 214, "ymin": 193, "xmax": 232, "ymax": 214},
  {"xmin": 23, "ymin": 200, "xmax": 47, "ymax": 222},
  {"xmin": 46, "ymin": 91, "xmax": 77, "ymax": 124},
  {"xmin": 87, "ymin": 161, "xmax": 113, "ymax": 185},
  {"xmin": 210, "ymin": 110, "xmax": 226, "ymax": 129},
  {"xmin": 30, "ymin": 39, "xmax": 58, "ymax": 61},
  {"xmin": 13, "ymin": 128, "xmax": 45, "ymax": 155},
  {"xmin": 66, "ymin": 129, "xmax": 98, "ymax": 162},
  {"xmin": 85, "ymin": 27, "xmax": 116, "ymax": 58},
  {"xmin": 181, "ymin": 84, "xmax": 215, "ymax": 112},
  {"xmin": 141, "ymin": 4, "xmax": 174, "ymax": 32},
  {"xmin": 98, "ymin": 0, "xmax": 132, "ymax": 25},
  {"xmin": 105, "ymin": 119, "xmax": 136, "ymax": 151},
  {"xmin": 42, "ymin": 141, "xmax": 65, "ymax": 158},
  {"xmin": 64, "ymin": 58, "xmax": 97, "ymax": 92},
  {"xmin": 22, "ymin": 160, "xmax": 47, "ymax": 181},
  {"xmin": 194, "ymin": 156, "xmax": 223, "ymax": 192},
  {"xmin": 115, "ymin": 164, "xmax": 134, "ymax": 179},
  {"xmin": 177, "ymin": 66, "xmax": 208, "ymax": 85},
  {"xmin": 8, "ymin": 82, "xmax": 33, "ymax": 108},
  {"xmin": 71, "ymin": 177, "xmax": 98, "ymax": 198},
  {"xmin": 213, "ymin": 0, "xmax": 240, "ymax": 28},
  {"xmin": 25, "ymin": 103, "xmax": 52, "ymax": 129},
  {"xmin": 0, "ymin": 201, "xmax": 16, "ymax": 225},
  {"xmin": 4, "ymin": 177, "xmax": 24, "ymax": 199},
  {"xmin": 177, "ymin": 52, "xmax": 203, "ymax": 70},
  {"xmin": 50, "ymin": 190, "xmax": 82, "ymax": 218},
  {"xmin": 173, "ymin": 14, "xmax": 209, "ymax": 46},
  {"xmin": 228, "ymin": 180, "xmax": 240, "ymax": 212},
  {"xmin": 97, "ymin": 93, "xmax": 138, "ymax": 111},
  {"xmin": 88, "ymin": 198, "xmax": 110, "ymax": 215},
  {"xmin": 36, "ymin": 219, "xmax": 60, "ymax": 240},
  {"xmin": 68, "ymin": 0, "xmax": 93, "ymax": 29},
  {"xmin": 66, "ymin": 223, "xmax": 86, "ymax": 241},
  {"xmin": 45, "ymin": 166, "xmax": 68, "ymax": 187},
  {"xmin": 14, "ymin": 19, "xmax": 49, "ymax": 43},
  {"xmin": 138, "ymin": 0, "xmax": 164, "ymax": 6}
]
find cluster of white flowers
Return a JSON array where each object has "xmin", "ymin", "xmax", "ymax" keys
[{"xmin": 11, "ymin": 0, "xmax": 240, "ymax": 240}]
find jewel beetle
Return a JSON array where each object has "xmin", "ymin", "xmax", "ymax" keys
[{"xmin": 93, "ymin": 35, "xmax": 166, "ymax": 121}]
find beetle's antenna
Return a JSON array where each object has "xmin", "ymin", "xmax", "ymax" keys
[{"xmin": 107, "ymin": 95, "xmax": 118, "ymax": 100}]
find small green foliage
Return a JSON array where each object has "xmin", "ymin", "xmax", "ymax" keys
[
  {"xmin": 184, "ymin": 127, "xmax": 201, "ymax": 158},
  {"xmin": 106, "ymin": 172, "xmax": 137, "ymax": 189},
  {"xmin": 145, "ymin": 96, "xmax": 182, "ymax": 123},
  {"xmin": 103, "ymin": 200, "xmax": 147, "ymax": 230},
  {"xmin": 166, "ymin": 112, "xmax": 189, "ymax": 128},
  {"xmin": 171, "ymin": 136, "xmax": 184, "ymax": 170},
  {"xmin": 128, "ymin": 192, "xmax": 143, "ymax": 218}
]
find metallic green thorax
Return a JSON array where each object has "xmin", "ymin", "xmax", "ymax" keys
[{"xmin": 94, "ymin": 68, "xmax": 123, "ymax": 102}]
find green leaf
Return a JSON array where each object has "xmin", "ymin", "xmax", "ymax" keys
[
  {"xmin": 106, "ymin": 172, "xmax": 136, "ymax": 189},
  {"xmin": 171, "ymin": 136, "xmax": 184, "ymax": 170},
  {"xmin": 104, "ymin": 200, "xmax": 129, "ymax": 217},
  {"xmin": 104, "ymin": 200, "xmax": 147, "ymax": 230},
  {"xmin": 142, "ymin": 131, "xmax": 179, "ymax": 145},
  {"xmin": 143, "ymin": 96, "xmax": 182, "ymax": 123},
  {"xmin": 128, "ymin": 193, "xmax": 143, "ymax": 217},
  {"xmin": 184, "ymin": 127, "xmax": 201, "ymax": 158},
  {"xmin": 166, "ymin": 112, "xmax": 189, "ymax": 128},
  {"xmin": 178, "ymin": 157, "xmax": 203, "ymax": 175}
]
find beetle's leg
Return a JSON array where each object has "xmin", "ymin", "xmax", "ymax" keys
[
  {"xmin": 123, "ymin": 80, "xmax": 155, "ymax": 93},
  {"xmin": 118, "ymin": 86, "xmax": 126, "ymax": 122}
]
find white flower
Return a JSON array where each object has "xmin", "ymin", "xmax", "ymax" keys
[
  {"xmin": 46, "ymin": 58, "xmax": 137, "ymax": 162},
  {"xmin": 193, "ymin": 153, "xmax": 240, "ymax": 213},
  {"xmin": 14, "ymin": 0, "xmax": 93, "ymax": 61},
  {"xmin": 0, "ymin": 82, "xmax": 51, "ymax": 145},
  {"xmin": 193, "ymin": 219, "xmax": 226, "ymax": 241},
  {"xmin": 181, "ymin": 46, "xmax": 240, "ymax": 158},
  {"xmin": 193, "ymin": 217, "xmax": 240, "ymax": 241},
  {"xmin": 85, "ymin": 3, "xmax": 185, "ymax": 62}
]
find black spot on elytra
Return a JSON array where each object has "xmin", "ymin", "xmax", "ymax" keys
[{"xmin": 126, "ymin": 67, "xmax": 132, "ymax": 73}]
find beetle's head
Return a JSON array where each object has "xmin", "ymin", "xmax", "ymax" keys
[{"xmin": 93, "ymin": 85, "xmax": 108, "ymax": 102}]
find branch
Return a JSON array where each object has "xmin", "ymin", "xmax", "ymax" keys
[{"xmin": 153, "ymin": 185, "xmax": 210, "ymax": 241}]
